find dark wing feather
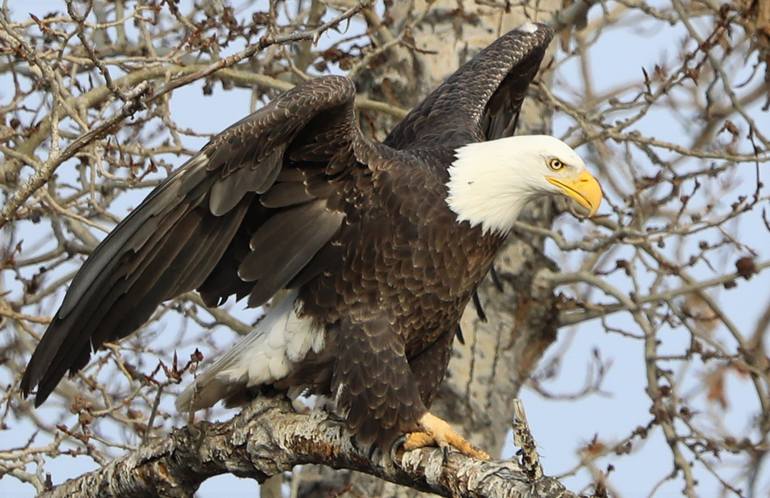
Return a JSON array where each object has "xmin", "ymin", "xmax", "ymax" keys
[
  {"xmin": 21, "ymin": 76, "xmax": 368, "ymax": 406},
  {"xmin": 384, "ymin": 22, "xmax": 553, "ymax": 149},
  {"xmin": 209, "ymin": 144, "xmax": 286, "ymax": 215},
  {"xmin": 479, "ymin": 44, "xmax": 548, "ymax": 140},
  {"xmin": 240, "ymin": 200, "xmax": 345, "ymax": 307},
  {"xmin": 259, "ymin": 181, "xmax": 315, "ymax": 208}
]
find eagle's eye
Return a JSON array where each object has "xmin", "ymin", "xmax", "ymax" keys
[{"xmin": 548, "ymin": 158, "xmax": 565, "ymax": 171}]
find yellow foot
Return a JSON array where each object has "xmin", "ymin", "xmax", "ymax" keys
[{"xmin": 404, "ymin": 412, "xmax": 490, "ymax": 460}]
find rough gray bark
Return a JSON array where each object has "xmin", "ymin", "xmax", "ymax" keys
[{"xmin": 39, "ymin": 397, "xmax": 576, "ymax": 498}]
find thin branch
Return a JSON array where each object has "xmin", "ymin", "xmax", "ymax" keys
[{"xmin": 0, "ymin": 82, "xmax": 150, "ymax": 228}]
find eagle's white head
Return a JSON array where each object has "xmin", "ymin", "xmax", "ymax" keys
[{"xmin": 446, "ymin": 135, "xmax": 603, "ymax": 235}]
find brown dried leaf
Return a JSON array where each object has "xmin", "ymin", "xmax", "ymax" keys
[
  {"xmin": 736, "ymin": 256, "xmax": 757, "ymax": 279},
  {"xmin": 705, "ymin": 367, "xmax": 728, "ymax": 409}
]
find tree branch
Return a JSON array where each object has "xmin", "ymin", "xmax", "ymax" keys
[
  {"xmin": 0, "ymin": 1, "xmax": 406, "ymax": 229},
  {"xmin": 40, "ymin": 397, "xmax": 576, "ymax": 498}
]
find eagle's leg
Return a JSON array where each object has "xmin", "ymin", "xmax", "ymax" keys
[
  {"xmin": 402, "ymin": 330, "xmax": 489, "ymax": 459},
  {"xmin": 404, "ymin": 412, "xmax": 490, "ymax": 460},
  {"xmin": 332, "ymin": 317, "xmax": 427, "ymax": 446}
]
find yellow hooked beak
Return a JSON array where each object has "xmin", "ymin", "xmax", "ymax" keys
[{"xmin": 546, "ymin": 170, "xmax": 603, "ymax": 217}]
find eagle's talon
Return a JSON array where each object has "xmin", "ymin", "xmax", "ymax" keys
[
  {"xmin": 367, "ymin": 442, "xmax": 380, "ymax": 461},
  {"xmin": 391, "ymin": 434, "xmax": 408, "ymax": 461},
  {"xmin": 404, "ymin": 431, "xmax": 434, "ymax": 451},
  {"xmin": 404, "ymin": 412, "xmax": 490, "ymax": 461}
]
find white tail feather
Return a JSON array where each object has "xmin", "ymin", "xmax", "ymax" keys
[{"xmin": 176, "ymin": 290, "xmax": 324, "ymax": 411}]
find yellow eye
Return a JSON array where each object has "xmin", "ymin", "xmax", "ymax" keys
[{"xmin": 548, "ymin": 158, "xmax": 565, "ymax": 171}]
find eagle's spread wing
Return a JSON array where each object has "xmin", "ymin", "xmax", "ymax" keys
[
  {"xmin": 21, "ymin": 76, "xmax": 370, "ymax": 406},
  {"xmin": 384, "ymin": 22, "xmax": 553, "ymax": 148}
]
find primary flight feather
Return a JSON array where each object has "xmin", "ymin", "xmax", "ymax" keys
[{"xmin": 21, "ymin": 22, "xmax": 601, "ymax": 458}]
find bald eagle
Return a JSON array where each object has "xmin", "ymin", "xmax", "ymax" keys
[{"xmin": 21, "ymin": 22, "xmax": 601, "ymax": 459}]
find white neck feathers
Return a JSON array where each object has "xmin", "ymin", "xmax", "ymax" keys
[{"xmin": 445, "ymin": 138, "xmax": 542, "ymax": 235}]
